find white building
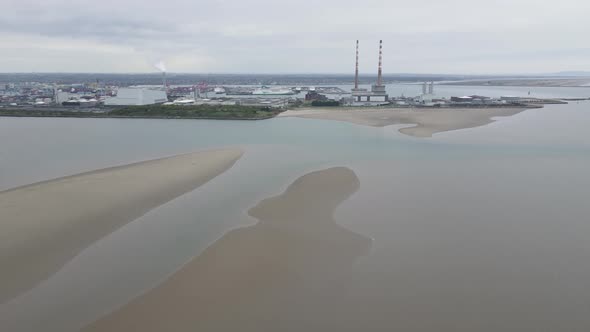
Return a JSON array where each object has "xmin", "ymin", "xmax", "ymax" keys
[
  {"xmin": 104, "ymin": 88, "xmax": 167, "ymax": 106},
  {"xmin": 55, "ymin": 91, "xmax": 73, "ymax": 104},
  {"xmin": 500, "ymin": 96, "xmax": 521, "ymax": 102},
  {"xmin": 416, "ymin": 82, "xmax": 435, "ymax": 104}
]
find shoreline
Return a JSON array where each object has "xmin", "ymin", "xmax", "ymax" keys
[
  {"xmin": 1, "ymin": 105, "xmax": 546, "ymax": 138},
  {"xmin": 279, "ymin": 107, "xmax": 535, "ymax": 137},
  {"xmin": 0, "ymin": 112, "xmax": 277, "ymax": 121},
  {"xmin": 0, "ymin": 148, "xmax": 244, "ymax": 304},
  {"xmin": 441, "ymin": 79, "xmax": 590, "ymax": 88},
  {"xmin": 0, "ymin": 104, "xmax": 282, "ymax": 120}
]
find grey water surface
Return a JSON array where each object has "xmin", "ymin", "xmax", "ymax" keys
[{"xmin": 0, "ymin": 97, "xmax": 589, "ymax": 331}]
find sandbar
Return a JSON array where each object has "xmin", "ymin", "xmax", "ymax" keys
[
  {"xmin": 279, "ymin": 107, "xmax": 530, "ymax": 137},
  {"xmin": 83, "ymin": 167, "xmax": 372, "ymax": 332},
  {"xmin": 0, "ymin": 148, "xmax": 243, "ymax": 303}
]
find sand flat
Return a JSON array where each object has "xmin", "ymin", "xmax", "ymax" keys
[
  {"xmin": 0, "ymin": 148, "xmax": 243, "ymax": 303},
  {"xmin": 279, "ymin": 107, "xmax": 530, "ymax": 137},
  {"xmin": 83, "ymin": 167, "xmax": 372, "ymax": 332}
]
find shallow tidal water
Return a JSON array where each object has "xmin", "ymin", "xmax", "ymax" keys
[{"xmin": 1, "ymin": 97, "xmax": 589, "ymax": 331}]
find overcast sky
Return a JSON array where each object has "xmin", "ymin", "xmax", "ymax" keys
[{"xmin": 1, "ymin": 0, "xmax": 589, "ymax": 74}]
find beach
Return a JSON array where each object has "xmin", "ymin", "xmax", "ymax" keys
[
  {"xmin": 0, "ymin": 148, "xmax": 243, "ymax": 304},
  {"xmin": 279, "ymin": 107, "xmax": 530, "ymax": 137}
]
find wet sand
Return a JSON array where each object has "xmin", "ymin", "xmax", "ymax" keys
[
  {"xmin": 0, "ymin": 148, "xmax": 243, "ymax": 304},
  {"xmin": 83, "ymin": 167, "xmax": 372, "ymax": 332},
  {"xmin": 279, "ymin": 107, "xmax": 530, "ymax": 137}
]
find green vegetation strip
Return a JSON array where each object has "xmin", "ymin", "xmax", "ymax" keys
[{"xmin": 0, "ymin": 105, "xmax": 283, "ymax": 120}]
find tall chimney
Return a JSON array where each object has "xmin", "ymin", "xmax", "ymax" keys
[
  {"xmin": 354, "ymin": 40, "xmax": 359, "ymax": 90},
  {"xmin": 162, "ymin": 71, "xmax": 167, "ymax": 92},
  {"xmin": 377, "ymin": 40, "xmax": 383, "ymax": 86}
]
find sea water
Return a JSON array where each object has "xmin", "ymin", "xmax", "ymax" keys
[{"xmin": 0, "ymin": 95, "xmax": 589, "ymax": 331}]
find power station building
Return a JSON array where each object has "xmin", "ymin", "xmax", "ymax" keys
[
  {"xmin": 350, "ymin": 40, "xmax": 389, "ymax": 106},
  {"xmin": 415, "ymin": 81, "xmax": 436, "ymax": 104}
]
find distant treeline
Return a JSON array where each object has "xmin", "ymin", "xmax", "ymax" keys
[
  {"xmin": 0, "ymin": 109, "xmax": 107, "ymax": 118},
  {"xmin": 109, "ymin": 104, "xmax": 281, "ymax": 119},
  {"xmin": 311, "ymin": 100, "xmax": 340, "ymax": 107},
  {"xmin": 0, "ymin": 104, "xmax": 282, "ymax": 120}
]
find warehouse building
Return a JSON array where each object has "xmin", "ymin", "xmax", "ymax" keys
[{"xmin": 104, "ymin": 88, "xmax": 167, "ymax": 106}]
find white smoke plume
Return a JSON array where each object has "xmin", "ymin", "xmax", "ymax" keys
[{"xmin": 153, "ymin": 60, "xmax": 167, "ymax": 72}]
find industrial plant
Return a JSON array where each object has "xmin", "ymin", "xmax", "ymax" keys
[
  {"xmin": 0, "ymin": 45, "xmax": 570, "ymax": 113},
  {"xmin": 350, "ymin": 40, "xmax": 389, "ymax": 106}
]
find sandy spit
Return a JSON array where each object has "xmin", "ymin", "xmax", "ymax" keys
[
  {"xmin": 0, "ymin": 148, "xmax": 243, "ymax": 303},
  {"xmin": 279, "ymin": 107, "xmax": 530, "ymax": 137},
  {"xmin": 83, "ymin": 167, "xmax": 372, "ymax": 332}
]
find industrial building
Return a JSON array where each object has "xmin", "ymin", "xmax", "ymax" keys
[
  {"xmin": 104, "ymin": 88, "xmax": 168, "ymax": 106},
  {"xmin": 415, "ymin": 81, "xmax": 436, "ymax": 104},
  {"xmin": 350, "ymin": 40, "xmax": 389, "ymax": 106},
  {"xmin": 305, "ymin": 91, "xmax": 328, "ymax": 102},
  {"xmin": 450, "ymin": 95, "xmax": 495, "ymax": 104},
  {"xmin": 451, "ymin": 96, "xmax": 475, "ymax": 103},
  {"xmin": 236, "ymin": 98, "xmax": 289, "ymax": 108},
  {"xmin": 62, "ymin": 98, "xmax": 98, "ymax": 107}
]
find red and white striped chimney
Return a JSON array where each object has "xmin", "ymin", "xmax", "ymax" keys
[
  {"xmin": 377, "ymin": 40, "xmax": 383, "ymax": 86},
  {"xmin": 354, "ymin": 40, "xmax": 359, "ymax": 90}
]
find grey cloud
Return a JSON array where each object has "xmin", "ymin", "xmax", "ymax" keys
[
  {"xmin": 0, "ymin": 16, "xmax": 177, "ymax": 43},
  {"xmin": 0, "ymin": 0, "xmax": 589, "ymax": 73}
]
